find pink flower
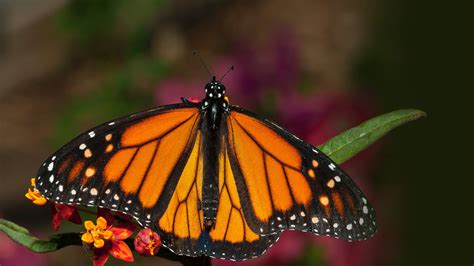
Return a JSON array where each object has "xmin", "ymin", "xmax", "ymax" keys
[{"xmin": 134, "ymin": 228, "xmax": 161, "ymax": 256}]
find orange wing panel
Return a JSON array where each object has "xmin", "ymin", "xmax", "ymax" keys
[
  {"xmin": 224, "ymin": 209, "xmax": 245, "ymax": 243},
  {"xmin": 173, "ymin": 204, "xmax": 189, "ymax": 238},
  {"xmin": 176, "ymin": 133, "xmax": 201, "ymax": 202},
  {"xmin": 209, "ymin": 186, "xmax": 232, "ymax": 241},
  {"xmin": 187, "ymin": 185, "xmax": 202, "ymax": 239},
  {"xmin": 231, "ymin": 112, "xmax": 301, "ymax": 169},
  {"xmin": 157, "ymin": 131, "xmax": 203, "ymax": 240},
  {"xmin": 104, "ymin": 148, "xmax": 137, "ymax": 183},
  {"xmin": 139, "ymin": 115, "xmax": 197, "ymax": 208},
  {"xmin": 159, "ymin": 193, "xmax": 179, "ymax": 233},
  {"xmin": 229, "ymin": 117, "xmax": 272, "ymax": 221},
  {"xmin": 68, "ymin": 160, "xmax": 84, "ymax": 184},
  {"xmin": 332, "ymin": 192, "xmax": 345, "ymax": 217},
  {"xmin": 285, "ymin": 166, "xmax": 312, "ymax": 206},
  {"xmin": 58, "ymin": 157, "xmax": 71, "ymax": 176},
  {"xmin": 243, "ymin": 215, "xmax": 259, "ymax": 242},
  {"xmin": 121, "ymin": 108, "xmax": 197, "ymax": 147},
  {"xmin": 120, "ymin": 140, "xmax": 158, "ymax": 195},
  {"xmin": 265, "ymin": 154, "xmax": 292, "ymax": 212}
]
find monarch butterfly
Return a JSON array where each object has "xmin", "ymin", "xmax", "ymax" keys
[{"xmin": 34, "ymin": 76, "xmax": 376, "ymax": 260}]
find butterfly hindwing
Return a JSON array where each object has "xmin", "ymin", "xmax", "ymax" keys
[
  {"xmin": 206, "ymin": 141, "xmax": 279, "ymax": 259},
  {"xmin": 226, "ymin": 106, "xmax": 377, "ymax": 240}
]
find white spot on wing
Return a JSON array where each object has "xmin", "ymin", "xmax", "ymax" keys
[
  {"xmin": 48, "ymin": 162, "xmax": 54, "ymax": 171},
  {"xmin": 79, "ymin": 143, "xmax": 86, "ymax": 150},
  {"xmin": 363, "ymin": 206, "xmax": 369, "ymax": 214}
]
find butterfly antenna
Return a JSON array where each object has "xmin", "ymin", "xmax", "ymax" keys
[
  {"xmin": 193, "ymin": 50, "xmax": 213, "ymax": 79},
  {"xmin": 219, "ymin": 65, "xmax": 234, "ymax": 82}
]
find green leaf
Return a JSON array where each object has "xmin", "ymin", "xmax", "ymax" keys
[
  {"xmin": 0, "ymin": 219, "xmax": 81, "ymax": 252},
  {"xmin": 318, "ymin": 109, "xmax": 426, "ymax": 164}
]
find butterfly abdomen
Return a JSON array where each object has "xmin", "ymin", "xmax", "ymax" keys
[{"xmin": 201, "ymin": 105, "xmax": 224, "ymax": 229}]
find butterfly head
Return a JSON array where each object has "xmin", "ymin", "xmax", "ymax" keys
[
  {"xmin": 205, "ymin": 76, "xmax": 226, "ymax": 100},
  {"xmin": 202, "ymin": 76, "xmax": 230, "ymax": 111}
]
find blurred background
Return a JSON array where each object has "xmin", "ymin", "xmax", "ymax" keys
[{"xmin": 0, "ymin": 0, "xmax": 471, "ymax": 265}]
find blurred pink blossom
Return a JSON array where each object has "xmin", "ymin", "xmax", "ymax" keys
[
  {"xmin": 278, "ymin": 90, "xmax": 381, "ymax": 190},
  {"xmin": 0, "ymin": 233, "xmax": 49, "ymax": 266},
  {"xmin": 154, "ymin": 79, "xmax": 202, "ymax": 105},
  {"xmin": 154, "ymin": 30, "xmax": 299, "ymax": 108}
]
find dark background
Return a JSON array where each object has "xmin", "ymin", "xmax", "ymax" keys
[{"xmin": 0, "ymin": 0, "xmax": 472, "ymax": 265}]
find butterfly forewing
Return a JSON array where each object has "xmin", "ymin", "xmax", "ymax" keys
[{"xmin": 35, "ymin": 103, "xmax": 201, "ymax": 228}]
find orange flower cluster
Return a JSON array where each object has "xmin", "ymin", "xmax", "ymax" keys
[{"xmin": 25, "ymin": 178, "xmax": 47, "ymax": 205}]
